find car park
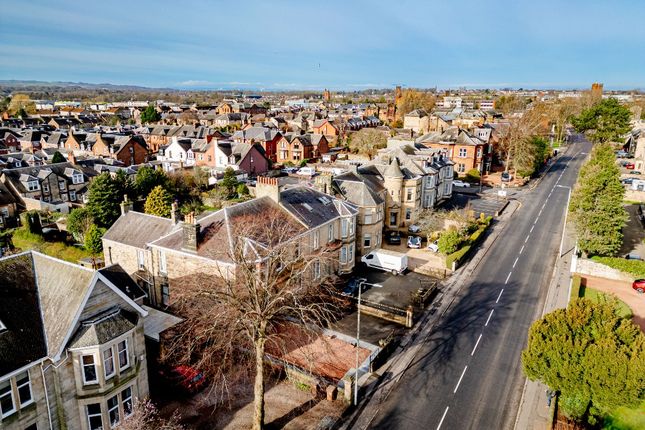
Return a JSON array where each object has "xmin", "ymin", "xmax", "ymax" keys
[
  {"xmin": 632, "ymin": 279, "xmax": 645, "ymax": 293},
  {"xmin": 386, "ymin": 231, "xmax": 402, "ymax": 245},
  {"xmin": 453, "ymin": 180, "xmax": 470, "ymax": 187},
  {"xmin": 407, "ymin": 235, "xmax": 422, "ymax": 249}
]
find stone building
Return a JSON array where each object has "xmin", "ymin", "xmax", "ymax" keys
[{"xmin": 0, "ymin": 251, "xmax": 149, "ymax": 430}]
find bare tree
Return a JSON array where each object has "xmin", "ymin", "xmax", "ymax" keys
[
  {"xmin": 348, "ymin": 128, "xmax": 387, "ymax": 159},
  {"xmin": 161, "ymin": 208, "xmax": 344, "ymax": 430},
  {"xmin": 119, "ymin": 399, "xmax": 183, "ymax": 430},
  {"xmin": 499, "ymin": 102, "xmax": 550, "ymax": 176}
]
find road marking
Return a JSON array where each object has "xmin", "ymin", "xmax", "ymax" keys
[
  {"xmin": 541, "ymin": 203, "xmax": 546, "ymax": 210},
  {"xmin": 538, "ymin": 209, "xmax": 543, "ymax": 217},
  {"xmin": 437, "ymin": 406, "xmax": 449, "ymax": 430},
  {"xmin": 454, "ymin": 366, "xmax": 468, "ymax": 393},
  {"xmin": 471, "ymin": 334, "xmax": 483, "ymax": 356},
  {"xmin": 525, "ymin": 235, "xmax": 529, "ymax": 243},
  {"xmin": 505, "ymin": 272, "xmax": 512, "ymax": 284},
  {"xmin": 496, "ymin": 289, "xmax": 504, "ymax": 303},
  {"xmin": 485, "ymin": 309, "xmax": 494, "ymax": 326},
  {"xmin": 513, "ymin": 257, "xmax": 519, "ymax": 268},
  {"xmin": 530, "ymin": 225, "xmax": 535, "ymax": 233},
  {"xmin": 534, "ymin": 216, "xmax": 539, "ymax": 224},
  {"xmin": 519, "ymin": 245, "xmax": 525, "ymax": 254}
]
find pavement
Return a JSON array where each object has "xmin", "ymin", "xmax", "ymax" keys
[{"xmin": 340, "ymin": 135, "xmax": 592, "ymax": 430}]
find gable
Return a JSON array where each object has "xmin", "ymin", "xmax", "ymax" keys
[{"xmin": 78, "ymin": 280, "xmax": 140, "ymax": 323}]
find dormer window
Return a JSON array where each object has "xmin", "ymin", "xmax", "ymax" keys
[
  {"xmin": 72, "ymin": 173, "xmax": 84, "ymax": 184},
  {"xmin": 27, "ymin": 180, "xmax": 39, "ymax": 191}
]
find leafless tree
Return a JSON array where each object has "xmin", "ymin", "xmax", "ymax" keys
[
  {"xmin": 119, "ymin": 399, "xmax": 183, "ymax": 430},
  {"xmin": 161, "ymin": 208, "xmax": 344, "ymax": 430},
  {"xmin": 348, "ymin": 128, "xmax": 387, "ymax": 159},
  {"xmin": 499, "ymin": 102, "xmax": 550, "ymax": 176}
]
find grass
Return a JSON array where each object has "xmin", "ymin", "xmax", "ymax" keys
[
  {"xmin": 591, "ymin": 256, "xmax": 645, "ymax": 279},
  {"xmin": 603, "ymin": 401, "xmax": 645, "ymax": 430},
  {"xmin": 577, "ymin": 285, "xmax": 633, "ymax": 319},
  {"xmin": 11, "ymin": 228, "xmax": 93, "ymax": 263}
]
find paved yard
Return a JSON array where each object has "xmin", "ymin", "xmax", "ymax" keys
[
  {"xmin": 619, "ymin": 204, "xmax": 645, "ymax": 258},
  {"xmin": 581, "ymin": 275, "xmax": 645, "ymax": 331},
  {"xmin": 442, "ymin": 193, "xmax": 508, "ymax": 218}
]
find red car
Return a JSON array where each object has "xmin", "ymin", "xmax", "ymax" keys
[
  {"xmin": 632, "ymin": 279, "xmax": 645, "ymax": 294},
  {"xmin": 625, "ymin": 162, "xmax": 635, "ymax": 170},
  {"xmin": 160, "ymin": 365, "xmax": 207, "ymax": 394}
]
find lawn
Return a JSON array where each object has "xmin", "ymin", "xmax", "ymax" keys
[
  {"xmin": 603, "ymin": 401, "xmax": 645, "ymax": 430},
  {"xmin": 577, "ymin": 285, "xmax": 633, "ymax": 319},
  {"xmin": 11, "ymin": 228, "xmax": 93, "ymax": 263}
]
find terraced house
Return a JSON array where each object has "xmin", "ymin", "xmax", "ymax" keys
[
  {"xmin": 0, "ymin": 251, "xmax": 149, "ymax": 430},
  {"xmin": 102, "ymin": 177, "xmax": 358, "ymax": 308}
]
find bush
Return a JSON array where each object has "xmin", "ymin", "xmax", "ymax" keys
[
  {"xmin": 438, "ymin": 229, "xmax": 464, "ymax": 254},
  {"xmin": 236, "ymin": 184, "xmax": 249, "ymax": 197},
  {"xmin": 465, "ymin": 169, "xmax": 480, "ymax": 183},
  {"xmin": 446, "ymin": 244, "xmax": 472, "ymax": 269},
  {"xmin": 590, "ymin": 256, "xmax": 645, "ymax": 279},
  {"xmin": 570, "ymin": 275, "xmax": 582, "ymax": 300},
  {"xmin": 20, "ymin": 211, "xmax": 42, "ymax": 234}
]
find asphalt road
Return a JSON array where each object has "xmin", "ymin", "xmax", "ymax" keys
[{"xmin": 367, "ymin": 136, "xmax": 592, "ymax": 430}]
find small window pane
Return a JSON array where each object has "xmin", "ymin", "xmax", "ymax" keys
[
  {"xmin": 122, "ymin": 387, "xmax": 133, "ymax": 417},
  {"xmin": 118, "ymin": 340, "xmax": 129, "ymax": 369},
  {"xmin": 0, "ymin": 379, "xmax": 15, "ymax": 416},
  {"xmin": 16, "ymin": 372, "xmax": 32, "ymax": 406}
]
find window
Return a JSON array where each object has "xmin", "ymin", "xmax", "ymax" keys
[
  {"xmin": 27, "ymin": 181, "xmax": 39, "ymax": 191},
  {"xmin": 137, "ymin": 250, "xmax": 145, "ymax": 270},
  {"xmin": 340, "ymin": 246, "xmax": 347, "ymax": 264},
  {"xmin": 25, "ymin": 424, "xmax": 37, "ymax": 430},
  {"xmin": 103, "ymin": 348, "xmax": 115, "ymax": 379},
  {"xmin": 328, "ymin": 224, "xmax": 334, "ymax": 242},
  {"xmin": 405, "ymin": 208, "xmax": 412, "ymax": 221},
  {"xmin": 42, "ymin": 182, "xmax": 50, "ymax": 193},
  {"xmin": 364, "ymin": 213, "xmax": 372, "ymax": 224},
  {"xmin": 312, "ymin": 231, "xmax": 319, "ymax": 250},
  {"xmin": 341, "ymin": 219, "xmax": 348, "ymax": 238},
  {"xmin": 69, "ymin": 190, "xmax": 77, "ymax": 201},
  {"xmin": 406, "ymin": 188, "xmax": 413, "ymax": 201},
  {"xmin": 82, "ymin": 354, "xmax": 98, "ymax": 384},
  {"xmin": 313, "ymin": 260, "xmax": 321, "ymax": 279},
  {"xmin": 0, "ymin": 379, "xmax": 15, "ymax": 418},
  {"xmin": 458, "ymin": 163, "xmax": 466, "ymax": 173},
  {"xmin": 72, "ymin": 173, "xmax": 84, "ymax": 184},
  {"xmin": 158, "ymin": 251, "xmax": 167, "ymax": 274},
  {"xmin": 364, "ymin": 234, "xmax": 372, "ymax": 248},
  {"xmin": 459, "ymin": 148, "xmax": 467, "ymax": 158},
  {"xmin": 162, "ymin": 284, "xmax": 170, "ymax": 306},
  {"xmin": 86, "ymin": 403, "xmax": 103, "ymax": 430},
  {"xmin": 349, "ymin": 218, "xmax": 355, "ymax": 236},
  {"xmin": 476, "ymin": 148, "xmax": 482, "ymax": 158},
  {"xmin": 389, "ymin": 211, "xmax": 397, "ymax": 227},
  {"xmin": 107, "ymin": 395, "xmax": 119, "ymax": 427},
  {"xmin": 122, "ymin": 387, "xmax": 133, "ymax": 417},
  {"xmin": 348, "ymin": 244, "xmax": 354, "ymax": 261},
  {"xmin": 16, "ymin": 372, "xmax": 32, "ymax": 407},
  {"xmin": 117, "ymin": 340, "xmax": 129, "ymax": 370},
  {"xmin": 58, "ymin": 181, "xmax": 66, "ymax": 191}
]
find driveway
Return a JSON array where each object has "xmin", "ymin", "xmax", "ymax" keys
[{"xmin": 581, "ymin": 275, "xmax": 645, "ymax": 331}]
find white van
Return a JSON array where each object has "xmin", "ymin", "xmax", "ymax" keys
[
  {"xmin": 361, "ymin": 249, "xmax": 408, "ymax": 275},
  {"xmin": 296, "ymin": 167, "xmax": 316, "ymax": 176}
]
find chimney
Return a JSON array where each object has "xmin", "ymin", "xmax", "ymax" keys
[
  {"xmin": 170, "ymin": 201, "xmax": 181, "ymax": 224},
  {"xmin": 67, "ymin": 151, "xmax": 76, "ymax": 165},
  {"xmin": 120, "ymin": 194, "xmax": 132, "ymax": 215},
  {"xmin": 255, "ymin": 176, "xmax": 280, "ymax": 203},
  {"xmin": 182, "ymin": 212, "xmax": 200, "ymax": 252}
]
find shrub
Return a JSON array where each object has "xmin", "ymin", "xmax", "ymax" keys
[
  {"xmin": 446, "ymin": 244, "xmax": 471, "ymax": 269},
  {"xmin": 465, "ymin": 169, "xmax": 480, "ymax": 183},
  {"xmin": 590, "ymin": 256, "xmax": 645, "ymax": 279},
  {"xmin": 20, "ymin": 210, "xmax": 42, "ymax": 234},
  {"xmin": 438, "ymin": 229, "xmax": 464, "ymax": 254}
]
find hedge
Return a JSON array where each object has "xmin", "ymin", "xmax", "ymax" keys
[
  {"xmin": 590, "ymin": 256, "xmax": 645, "ymax": 279},
  {"xmin": 570, "ymin": 274, "xmax": 582, "ymax": 300},
  {"xmin": 445, "ymin": 222, "xmax": 491, "ymax": 269}
]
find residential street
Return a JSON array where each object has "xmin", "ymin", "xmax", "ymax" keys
[{"xmin": 357, "ymin": 136, "xmax": 592, "ymax": 430}]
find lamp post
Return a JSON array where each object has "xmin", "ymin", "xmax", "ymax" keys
[
  {"xmin": 354, "ymin": 280, "xmax": 381, "ymax": 406},
  {"xmin": 556, "ymin": 184, "xmax": 572, "ymax": 257}
]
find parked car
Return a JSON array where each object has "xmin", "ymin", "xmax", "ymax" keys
[
  {"xmin": 407, "ymin": 224, "xmax": 421, "ymax": 233},
  {"xmin": 296, "ymin": 167, "xmax": 316, "ymax": 176},
  {"xmin": 427, "ymin": 240, "xmax": 439, "ymax": 252},
  {"xmin": 625, "ymin": 253, "xmax": 643, "ymax": 261},
  {"xmin": 616, "ymin": 150, "xmax": 629, "ymax": 158},
  {"xmin": 386, "ymin": 231, "xmax": 402, "ymax": 245},
  {"xmin": 407, "ymin": 235, "xmax": 422, "ymax": 249},
  {"xmin": 633, "ymin": 171, "xmax": 642, "ymax": 175},
  {"xmin": 622, "ymin": 178, "xmax": 635, "ymax": 185},
  {"xmin": 632, "ymin": 279, "xmax": 645, "ymax": 293},
  {"xmin": 453, "ymin": 180, "xmax": 470, "ymax": 188},
  {"xmin": 501, "ymin": 172, "xmax": 512, "ymax": 182},
  {"xmin": 159, "ymin": 365, "xmax": 207, "ymax": 394},
  {"xmin": 342, "ymin": 277, "xmax": 367, "ymax": 297},
  {"xmin": 361, "ymin": 249, "xmax": 408, "ymax": 274},
  {"xmin": 625, "ymin": 163, "xmax": 635, "ymax": 170}
]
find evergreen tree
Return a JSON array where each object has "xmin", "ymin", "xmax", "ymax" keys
[
  {"xmin": 569, "ymin": 143, "xmax": 627, "ymax": 256},
  {"xmin": 135, "ymin": 166, "xmax": 169, "ymax": 198},
  {"xmin": 144, "ymin": 185, "xmax": 173, "ymax": 217},
  {"xmin": 84, "ymin": 224, "xmax": 105, "ymax": 255},
  {"xmin": 522, "ymin": 299, "xmax": 645, "ymax": 424},
  {"xmin": 67, "ymin": 207, "xmax": 94, "ymax": 243},
  {"xmin": 140, "ymin": 105, "xmax": 161, "ymax": 124},
  {"xmin": 87, "ymin": 173, "xmax": 122, "ymax": 228},
  {"xmin": 51, "ymin": 151, "xmax": 66, "ymax": 163},
  {"xmin": 572, "ymin": 98, "xmax": 632, "ymax": 143},
  {"xmin": 220, "ymin": 167, "xmax": 238, "ymax": 198}
]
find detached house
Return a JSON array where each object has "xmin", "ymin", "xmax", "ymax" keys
[
  {"xmin": 102, "ymin": 179, "xmax": 358, "ymax": 307},
  {"xmin": 276, "ymin": 133, "xmax": 329, "ymax": 164},
  {"xmin": 417, "ymin": 127, "xmax": 489, "ymax": 176},
  {"xmin": 0, "ymin": 251, "xmax": 149, "ymax": 430}
]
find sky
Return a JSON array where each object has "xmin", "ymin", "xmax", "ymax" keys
[{"xmin": 1, "ymin": 0, "xmax": 644, "ymax": 91}]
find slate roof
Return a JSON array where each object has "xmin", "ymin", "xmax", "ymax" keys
[
  {"xmin": 99, "ymin": 264, "xmax": 146, "ymax": 301},
  {"xmin": 103, "ymin": 211, "xmax": 177, "ymax": 249},
  {"xmin": 333, "ymin": 172, "xmax": 384, "ymax": 206},
  {"xmin": 280, "ymin": 187, "xmax": 358, "ymax": 229},
  {"xmin": 69, "ymin": 308, "xmax": 138, "ymax": 349}
]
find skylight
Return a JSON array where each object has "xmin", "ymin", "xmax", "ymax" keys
[{"xmin": 302, "ymin": 203, "xmax": 313, "ymax": 212}]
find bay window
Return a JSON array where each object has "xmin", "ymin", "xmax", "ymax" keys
[
  {"xmin": 117, "ymin": 340, "xmax": 129, "ymax": 370},
  {"xmin": 82, "ymin": 354, "xmax": 98, "ymax": 384},
  {"xmin": 103, "ymin": 348, "xmax": 115, "ymax": 379}
]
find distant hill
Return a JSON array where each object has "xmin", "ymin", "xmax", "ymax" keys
[{"xmin": 0, "ymin": 80, "xmax": 174, "ymax": 92}]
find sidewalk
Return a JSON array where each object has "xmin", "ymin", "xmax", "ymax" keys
[{"xmin": 513, "ymin": 224, "xmax": 576, "ymax": 430}]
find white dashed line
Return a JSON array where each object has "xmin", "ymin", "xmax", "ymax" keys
[
  {"xmin": 534, "ymin": 216, "xmax": 539, "ymax": 224},
  {"xmin": 471, "ymin": 334, "xmax": 483, "ymax": 356},
  {"xmin": 454, "ymin": 366, "xmax": 468, "ymax": 393},
  {"xmin": 525, "ymin": 235, "xmax": 529, "ymax": 243},
  {"xmin": 513, "ymin": 257, "xmax": 519, "ymax": 268},
  {"xmin": 505, "ymin": 272, "xmax": 512, "ymax": 284},
  {"xmin": 437, "ymin": 406, "xmax": 449, "ymax": 430},
  {"xmin": 485, "ymin": 309, "xmax": 494, "ymax": 326},
  {"xmin": 530, "ymin": 225, "xmax": 535, "ymax": 233},
  {"xmin": 538, "ymin": 209, "xmax": 543, "ymax": 217},
  {"xmin": 496, "ymin": 289, "xmax": 504, "ymax": 303},
  {"xmin": 519, "ymin": 245, "xmax": 525, "ymax": 254}
]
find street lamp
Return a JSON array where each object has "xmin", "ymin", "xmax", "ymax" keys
[
  {"xmin": 355, "ymin": 280, "xmax": 382, "ymax": 406},
  {"xmin": 556, "ymin": 185, "xmax": 572, "ymax": 257}
]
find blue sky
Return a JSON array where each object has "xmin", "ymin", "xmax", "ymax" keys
[{"xmin": 1, "ymin": 0, "xmax": 644, "ymax": 90}]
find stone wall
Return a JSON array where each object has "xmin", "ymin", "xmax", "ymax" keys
[{"xmin": 574, "ymin": 257, "xmax": 634, "ymax": 282}]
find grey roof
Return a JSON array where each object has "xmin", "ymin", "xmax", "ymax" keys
[
  {"xmin": 280, "ymin": 186, "xmax": 358, "ymax": 228},
  {"xmin": 333, "ymin": 172, "xmax": 384, "ymax": 206},
  {"xmin": 69, "ymin": 307, "xmax": 137, "ymax": 349},
  {"xmin": 103, "ymin": 211, "xmax": 177, "ymax": 249},
  {"xmin": 384, "ymin": 157, "xmax": 404, "ymax": 178},
  {"xmin": 99, "ymin": 264, "xmax": 146, "ymax": 301}
]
